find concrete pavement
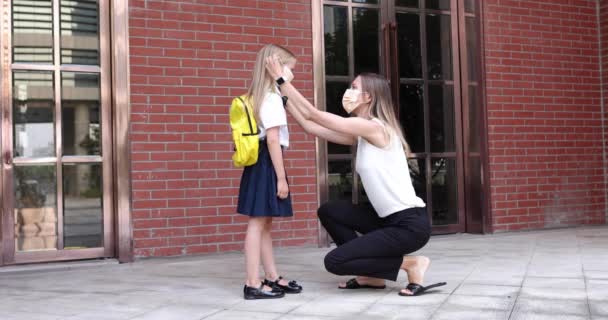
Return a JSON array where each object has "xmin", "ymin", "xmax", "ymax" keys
[{"xmin": 1, "ymin": 226, "xmax": 607, "ymax": 319}]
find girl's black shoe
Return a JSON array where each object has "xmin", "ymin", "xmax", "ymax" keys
[
  {"xmin": 243, "ymin": 283, "xmax": 285, "ymax": 300},
  {"xmin": 264, "ymin": 276, "xmax": 303, "ymax": 294}
]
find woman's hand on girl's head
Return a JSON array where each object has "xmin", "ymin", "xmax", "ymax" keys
[{"xmin": 265, "ymin": 55, "xmax": 284, "ymax": 80}]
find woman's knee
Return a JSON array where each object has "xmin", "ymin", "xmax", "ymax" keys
[
  {"xmin": 323, "ymin": 250, "xmax": 345, "ymax": 275},
  {"xmin": 317, "ymin": 200, "xmax": 348, "ymax": 221}
]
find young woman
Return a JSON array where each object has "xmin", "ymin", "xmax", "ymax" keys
[
  {"xmin": 266, "ymin": 56, "xmax": 446, "ymax": 296},
  {"xmin": 238, "ymin": 45, "xmax": 303, "ymax": 300}
]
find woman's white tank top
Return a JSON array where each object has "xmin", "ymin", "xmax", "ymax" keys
[{"xmin": 355, "ymin": 120, "xmax": 426, "ymax": 217}]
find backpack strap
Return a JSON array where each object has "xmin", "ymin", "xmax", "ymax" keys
[{"xmin": 237, "ymin": 97, "xmax": 260, "ymax": 136}]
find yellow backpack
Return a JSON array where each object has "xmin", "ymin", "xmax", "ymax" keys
[{"xmin": 230, "ymin": 95, "xmax": 259, "ymax": 167}]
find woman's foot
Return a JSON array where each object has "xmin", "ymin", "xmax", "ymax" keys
[
  {"xmin": 399, "ymin": 256, "xmax": 430, "ymax": 296},
  {"xmin": 338, "ymin": 276, "xmax": 386, "ymax": 289}
]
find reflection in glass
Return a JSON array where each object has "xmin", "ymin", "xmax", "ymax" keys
[
  {"xmin": 61, "ymin": 0, "xmax": 100, "ymax": 65},
  {"xmin": 466, "ymin": 17, "xmax": 479, "ymax": 82},
  {"xmin": 431, "ymin": 158, "xmax": 458, "ymax": 225},
  {"xmin": 429, "ymin": 85, "xmax": 455, "ymax": 152},
  {"xmin": 14, "ymin": 165, "xmax": 57, "ymax": 252},
  {"xmin": 328, "ymin": 161, "xmax": 353, "ymax": 201},
  {"xmin": 399, "ymin": 84, "xmax": 425, "ymax": 153},
  {"xmin": 353, "ymin": 8, "xmax": 379, "ymax": 74},
  {"xmin": 13, "ymin": 72, "xmax": 55, "ymax": 158},
  {"xmin": 353, "ymin": 0, "xmax": 378, "ymax": 3},
  {"xmin": 324, "ymin": 6, "xmax": 348, "ymax": 76},
  {"xmin": 63, "ymin": 163, "xmax": 103, "ymax": 248},
  {"xmin": 12, "ymin": 0, "xmax": 53, "ymax": 63},
  {"xmin": 62, "ymin": 72, "xmax": 101, "ymax": 156},
  {"xmin": 396, "ymin": 0, "xmax": 419, "ymax": 8},
  {"xmin": 426, "ymin": 14, "xmax": 453, "ymax": 80},
  {"xmin": 397, "ymin": 13, "xmax": 422, "ymax": 79},
  {"xmin": 426, "ymin": 0, "xmax": 450, "ymax": 10},
  {"xmin": 326, "ymin": 81, "xmax": 351, "ymax": 155}
]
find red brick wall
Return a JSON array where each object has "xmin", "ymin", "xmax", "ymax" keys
[
  {"xmin": 601, "ymin": 0, "xmax": 608, "ymax": 226},
  {"xmin": 483, "ymin": 0, "xmax": 606, "ymax": 232},
  {"xmin": 128, "ymin": 0, "xmax": 318, "ymax": 257}
]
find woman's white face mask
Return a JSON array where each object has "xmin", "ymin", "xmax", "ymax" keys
[
  {"xmin": 283, "ymin": 65, "xmax": 294, "ymax": 82},
  {"xmin": 342, "ymin": 88, "xmax": 363, "ymax": 114}
]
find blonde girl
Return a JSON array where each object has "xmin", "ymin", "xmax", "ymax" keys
[
  {"xmin": 266, "ymin": 57, "xmax": 446, "ymax": 297},
  {"xmin": 238, "ymin": 44, "xmax": 303, "ymax": 300}
]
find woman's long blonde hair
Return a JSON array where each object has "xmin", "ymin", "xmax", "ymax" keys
[
  {"xmin": 246, "ymin": 44, "xmax": 296, "ymax": 122},
  {"xmin": 359, "ymin": 73, "xmax": 412, "ymax": 157}
]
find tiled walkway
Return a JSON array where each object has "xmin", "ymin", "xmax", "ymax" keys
[{"xmin": 1, "ymin": 226, "xmax": 607, "ymax": 319}]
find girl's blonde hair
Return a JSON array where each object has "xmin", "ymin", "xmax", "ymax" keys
[
  {"xmin": 359, "ymin": 73, "xmax": 412, "ymax": 157},
  {"xmin": 247, "ymin": 44, "xmax": 296, "ymax": 122}
]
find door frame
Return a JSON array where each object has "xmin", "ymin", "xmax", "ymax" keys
[
  {"xmin": 0, "ymin": 0, "xmax": 133, "ymax": 265},
  {"xmin": 312, "ymin": 0, "xmax": 491, "ymax": 246}
]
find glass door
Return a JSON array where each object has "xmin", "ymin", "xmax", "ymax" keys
[
  {"xmin": 1, "ymin": 0, "xmax": 114, "ymax": 265},
  {"xmin": 318, "ymin": 0, "xmax": 486, "ymax": 236},
  {"xmin": 390, "ymin": 0, "xmax": 465, "ymax": 233}
]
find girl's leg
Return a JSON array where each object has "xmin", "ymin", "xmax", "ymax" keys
[
  {"xmin": 260, "ymin": 217, "xmax": 295, "ymax": 287},
  {"xmin": 260, "ymin": 217, "xmax": 280, "ymax": 281},
  {"xmin": 245, "ymin": 216, "xmax": 272, "ymax": 290}
]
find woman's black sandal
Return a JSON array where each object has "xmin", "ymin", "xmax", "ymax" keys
[
  {"xmin": 339, "ymin": 278, "xmax": 386, "ymax": 290},
  {"xmin": 398, "ymin": 282, "xmax": 447, "ymax": 296},
  {"xmin": 264, "ymin": 276, "xmax": 303, "ymax": 294},
  {"xmin": 243, "ymin": 283, "xmax": 285, "ymax": 300}
]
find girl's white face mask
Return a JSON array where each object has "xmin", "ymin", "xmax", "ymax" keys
[
  {"xmin": 342, "ymin": 88, "xmax": 363, "ymax": 114},
  {"xmin": 283, "ymin": 65, "xmax": 294, "ymax": 82}
]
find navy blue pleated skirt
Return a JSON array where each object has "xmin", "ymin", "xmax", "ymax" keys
[{"xmin": 237, "ymin": 141, "xmax": 293, "ymax": 217}]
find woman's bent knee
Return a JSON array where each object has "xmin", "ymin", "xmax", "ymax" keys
[
  {"xmin": 324, "ymin": 251, "xmax": 344, "ymax": 275},
  {"xmin": 317, "ymin": 200, "xmax": 349, "ymax": 221}
]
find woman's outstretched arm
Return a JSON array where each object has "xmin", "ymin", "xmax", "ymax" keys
[
  {"xmin": 286, "ymin": 100, "xmax": 356, "ymax": 146},
  {"xmin": 266, "ymin": 56, "xmax": 383, "ymax": 143}
]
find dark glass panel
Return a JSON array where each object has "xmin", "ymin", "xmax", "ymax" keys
[
  {"xmin": 465, "ymin": 0, "xmax": 476, "ymax": 13},
  {"xmin": 409, "ymin": 158, "xmax": 427, "ymax": 203},
  {"xmin": 396, "ymin": 13, "xmax": 422, "ymax": 79},
  {"xmin": 466, "ymin": 16, "xmax": 479, "ymax": 82},
  {"xmin": 324, "ymin": 6, "xmax": 348, "ymax": 76},
  {"xmin": 328, "ymin": 160, "xmax": 353, "ymax": 202},
  {"xmin": 431, "ymin": 158, "xmax": 458, "ymax": 225},
  {"xmin": 396, "ymin": 0, "xmax": 419, "ymax": 8},
  {"xmin": 326, "ymin": 81, "xmax": 352, "ymax": 155},
  {"xmin": 429, "ymin": 85, "xmax": 455, "ymax": 152},
  {"xmin": 399, "ymin": 83, "xmax": 425, "ymax": 153},
  {"xmin": 468, "ymin": 85, "xmax": 479, "ymax": 153},
  {"xmin": 426, "ymin": 0, "xmax": 450, "ymax": 10},
  {"xmin": 353, "ymin": 8, "xmax": 379, "ymax": 74},
  {"xmin": 426, "ymin": 14, "xmax": 453, "ymax": 80}
]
